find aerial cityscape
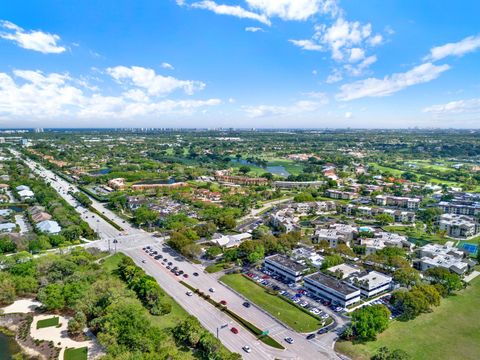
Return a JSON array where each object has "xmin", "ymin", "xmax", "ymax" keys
[{"xmin": 0, "ymin": 1, "xmax": 479, "ymax": 360}]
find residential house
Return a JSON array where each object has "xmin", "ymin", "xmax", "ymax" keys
[{"xmin": 438, "ymin": 213, "xmax": 479, "ymax": 238}]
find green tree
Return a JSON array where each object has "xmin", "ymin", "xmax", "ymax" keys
[
  {"xmin": 0, "ymin": 273, "xmax": 16, "ymax": 305},
  {"xmin": 68, "ymin": 311, "xmax": 87, "ymax": 337},
  {"xmin": 375, "ymin": 213, "xmax": 395, "ymax": 226},
  {"xmin": 352, "ymin": 304, "xmax": 391, "ymax": 340},
  {"xmin": 393, "ymin": 267, "xmax": 421, "ymax": 288},
  {"xmin": 133, "ymin": 206, "xmax": 159, "ymax": 228},
  {"xmin": 38, "ymin": 283, "xmax": 65, "ymax": 310}
]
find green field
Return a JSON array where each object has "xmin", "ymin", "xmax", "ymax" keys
[
  {"xmin": 335, "ymin": 277, "xmax": 480, "ymax": 360},
  {"xmin": 220, "ymin": 274, "xmax": 322, "ymax": 333},
  {"xmin": 36, "ymin": 316, "xmax": 59, "ymax": 329},
  {"xmin": 64, "ymin": 347, "xmax": 87, "ymax": 360}
]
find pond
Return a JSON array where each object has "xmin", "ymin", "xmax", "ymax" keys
[
  {"xmin": 133, "ymin": 178, "xmax": 178, "ymax": 185},
  {"xmin": 90, "ymin": 168, "xmax": 111, "ymax": 176},
  {"xmin": 0, "ymin": 331, "xmax": 21, "ymax": 359},
  {"xmin": 230, "ymin": 159, "xmax": 290, "ymax": 177}
]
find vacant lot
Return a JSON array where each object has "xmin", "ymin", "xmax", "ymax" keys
[
  {"xmin": 36, "ymin": 316, "xmax": 59, "ymax": 329},
  {"xmin": 220, "ymin": 274, "xmax": 322, "ymax": 333},
  {"xmin": 102, "ymin": 254, "xmax": 191, "ymax": 330},
  {"xmin": 64, "ymin": 347, "xmax": 87, "ymax": 360},
  {"xmin": 336, "ymin": 278, "xmax": 480, "ymax": 360}
]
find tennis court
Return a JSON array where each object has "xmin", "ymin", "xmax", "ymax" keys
[{"xmin": 462, "ymin": 243, "xmax": 478, "ymax": 255}]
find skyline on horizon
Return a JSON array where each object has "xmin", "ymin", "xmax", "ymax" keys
[{"xmin": 1, "ymin": 0, "xmax": 480, "ymax": 129}]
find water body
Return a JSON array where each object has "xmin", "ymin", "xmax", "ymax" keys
[
  {"xmin": 230, "ymin": 159, "xmax": 290, "ymax": 177},
  {"xmin": 90, "ymin": 168, "xmax": 111, "ymax": 175},
  {"xmin": 0, "ymin": 331, "xmax": 21, "ymax": 360},
  {"xmin": 134, "ymin": 178, "xmax": 178, "ymax": 185}
]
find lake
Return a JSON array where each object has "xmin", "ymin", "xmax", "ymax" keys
[
  {"xmin": 230, "ymin": 159, "xmax": 290, "ymax": 177},
  {"xmin": 0, "ymin": 331, "xmax": 21, "ymax": 360}
]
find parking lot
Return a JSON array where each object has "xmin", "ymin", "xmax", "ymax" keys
[{"xmin": 243, "ymin": 267, "xmax": 348, "ymax": 335}]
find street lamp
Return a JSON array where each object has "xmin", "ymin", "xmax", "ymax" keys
[{"xmin": 113, "ymin": 239, "xmax": 118, "ymax": 253}]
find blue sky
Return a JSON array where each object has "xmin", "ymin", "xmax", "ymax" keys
[{"xmin": 0, "ymin": 0, "xmax": 479, "ymax": 128}]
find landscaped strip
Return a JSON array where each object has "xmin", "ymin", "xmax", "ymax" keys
[
  {"xmin": 36, "ymin": 316, "xmax": 59, "ymax": 329},
  {"xmin": 87, "ymin": 205, "xmax": 124, "ymax": 231},
  {"xmin": 179, "ymin": 281, "xmax": 285, "ymax": 350},
  {"xmin": 220, "ymin": 274, "xmax": 323, "ymax": 333}
]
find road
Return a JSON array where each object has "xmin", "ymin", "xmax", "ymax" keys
[{"xmin": 11, "ymin": 149, "xmax": 344, "ymax": 360}]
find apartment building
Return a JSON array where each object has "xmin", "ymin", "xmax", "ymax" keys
[
  {"xmin": 438, "ymin": 201, "xmax": 480, "ymax": 216},
  {"xmin": 438, "ymin": 213, "xmax": 479, "ymax": 238},
  {"xmin": 415, "ymin": 242, "xmax": 472, "ymax": 275},
  {"xmin": 326, "ymin": 189, "xmax": 359, "ymax": 200},
  {"xmin": 375, "ymin": 195, "xmax": 421, "ymax": 210},
  {"xmin": 313, "ymin": 223, "xmax": 357, "ymax": 247}
]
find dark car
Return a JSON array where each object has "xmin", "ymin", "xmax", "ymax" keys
[
  {"xmin": 306, "ymin": 333, "xmax": 316, "ymax": 340},
  {"xmin": 317, "ymin": 328, "xmax": 328, "ymax": 335},
  {"xmin": 154, "ymin": 255, "xmax": 161, "ymax": 260},
  {"xmin": 183, "ymin": 273, "xmax": 189, "ymax": 278},
  {"xmin": 220, "ymin": 300, "xmax": 227, "ymax": 305},
  {"xmin": 168, "ymin": 262, "xmax": 173, "ymax": 266},
  {"xmin": 193, "ymin": 272, "xmax": 199, "ymax": 277},
  {"xmin": 230, "ymin": 327, "xmax": 238, "ymax": 334},
  {"xmin": 243, "ymin": 302, "xmax": 251, "ymax": 308}
]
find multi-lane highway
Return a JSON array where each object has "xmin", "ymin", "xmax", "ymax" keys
[{"xmin": 11, "ymin": 149, "xmax": 344, "ymax": 360}]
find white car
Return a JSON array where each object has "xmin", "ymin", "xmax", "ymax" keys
[
  {"xmin": 209, "ymin": 287, "xmax": 215, "ymax": 293},
  {"xmin": 186, "ymin": 291, "xmax": 193, "ymax": 296},
  {"xmin": 242, "ymin": 345, "xmax": 251, "ymax": 353},
  {"xmin": 284, "ymin": 337, "xmax": 294, "ymax": 344}
]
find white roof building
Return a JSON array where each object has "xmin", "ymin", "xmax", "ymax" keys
[
  {"xmin": 348, "ymin": 271, "xmax": 393, "ymax": 297},
  {"xmin": 16, "ymin": 185, "xmax": 31, "ymax": 191},
  {"xmin": 0, "ymin": 222, "xmax": 16, "ymax": 232},
  {"xmin": 18, "ymin": 189, "xmax": 35, "ymax": 199},
  {"xmin": 211, "ymin": 233, "xmax": 252, "ymax": 248},
  {"xmin": 416, "ymin": 242, "xmax": 471, "ymax": 275},
  {"xmin": 37, "ymin": 220, "xmax": 61, "ymax": 234}
]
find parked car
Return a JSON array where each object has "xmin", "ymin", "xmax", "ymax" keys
[{"xmin": 183, "ymin": 273, "xmax": 189, "ymax": 278}]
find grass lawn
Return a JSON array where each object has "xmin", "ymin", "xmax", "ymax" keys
[
  {"xmin": 383, "ymin": 225, "xmax": 448, "ymax": 244},
  {"xmin": 335, "ymin": 277, "xmax": 480, "ymax": 360},
  {"xmin": 64, "ymin": 347, "xmax": 87, "ymax": 360},
  {"xmin": 220, "ymin": 274, "xmax": 322, "ymax": 333},
  {"xmin": 205, "ymin": 262, "xmax": 230, "ymax": 273},
  {"xmin": 36, "ymin": 316, "xmax": 59, "ymax": 329}
]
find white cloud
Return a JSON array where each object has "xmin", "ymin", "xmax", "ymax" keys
[
  {"xmin": 326, "ymin": 69, "xmax": 343, "ymax": 83},
  {"xmin": 314, "ymin": 18, "xmax": 374, "ymax": 61},
  {"xmin": 289, "ymin": 39, "xmax": 322, "ymax": 51},
  {"xmin": 344, "ymin": 55, "xmax": 377, "ymax": 76},
  {"xmin": 244, "ymin": 92, "xmax": 328, "ymax": 117},
  {"xmin": 161, "ymin": 62, "xmax": 174, "ymax": 70},
  {"xmin": 192, "ymin": 1, "xmax": 271, "ymax": 25},
  {"xmin": 245, "ymin": 26, "xmax": 264, "ymax": 32},
  {"xmin": 368, "ymin": 34, "xmax": 383, "ymax": 46},
  {"xmin": 337, "ymin": 62, "xmax": 450, "ymax": 101},
  {"xmin": 425, "ymin": 35, "xmax": 480, "ymax": 62},
  {"xmin": 246, "ymin": 0, "xmax": 339, "ymax": 21},
  {"xmin": 423, "ymin": 98, "xmax": 480, "ymax": 115},
  {"xmin": 0, "ymin": 69, "xmax": 220, "ymax": 121},
  {"xmin": 106, "ymin": 65, "xmax": 205, "ymax": 96},
  {"xmin": 344, "ymin": 111, "xmax": 352, "ymax": 119},
  {"xmin": 0, "ymin": 20, "xmax": 65, "ymax": 54},
  {"xmin": 349, "ymin": 47, "xmax": 365, "ymax": 62}
]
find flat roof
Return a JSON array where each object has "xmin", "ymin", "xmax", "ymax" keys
[
  {"xmin": 305, "ymin": 272, "xmax": 359, "ymax": 296},
  {"xmin": 328, "ymin": 263, "xmax": 360, "ymax": 278},
  {"xmin": 265, "ymin": 254, "xmax": 306, "ymax": 273}
]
